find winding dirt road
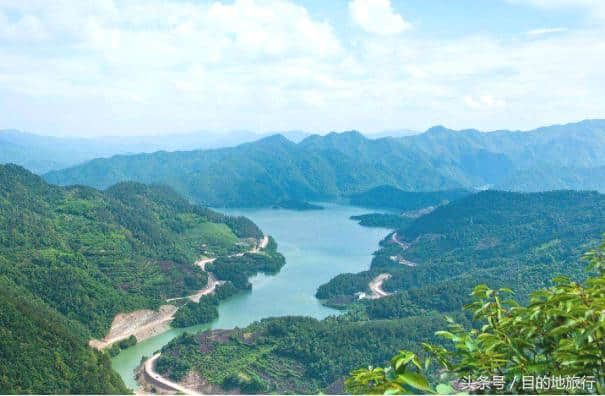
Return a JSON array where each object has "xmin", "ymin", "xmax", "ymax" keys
[
  {"xmin": 144, "ymin": 353, "xmax": 202, "ymax": 395},
  {"xmin": 138, "ymin": 236, "xmax": 271, "ymax": 394},
  {"xmin": 91, "ymin": 236, "xmax": 269, "ymax": 351},
  {"xmin": 391, "ymin": 232, "xmax": 410, "ymax": 249},
  {"xmin": 390, "ymin": 233, "xmax": 417, "ymax": 267},
  {"xmin": 254, "ymin": 235, "xmax": 269, "ymax": 252},
  {"xmin": 366, "ymin": 273, "xmax": 392, "ymax": 299},
  {"xmin": 166, "ymin": 257, "xmax": 220, "ymax": 303}
]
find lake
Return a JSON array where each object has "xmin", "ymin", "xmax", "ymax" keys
[{"xmin": 111, "ymin": 203, "xmax": 389, "ymax": 390}]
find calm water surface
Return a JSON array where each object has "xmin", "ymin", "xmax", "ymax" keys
[{"xmin": 111, "ymin": 203, "xmax": 388, "ymax": 390}]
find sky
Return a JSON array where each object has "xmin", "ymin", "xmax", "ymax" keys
[{"xmin": 1, "ymin": 0, "xmax": 605, "ymax": 137}]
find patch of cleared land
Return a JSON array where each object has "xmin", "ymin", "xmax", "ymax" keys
[
  {"xmin": 89, "ymin": 305, "xmax": 177, "ymax": 350},
  {"xmin": 359, "ymin": 273, "xmax": 392, "ymax": 300},
  {"xmin": 389, "ymin": 233, "xmax": 418, "ymax": 266},
  {"xmin": 91, "ymin": 236, "xmax": 270, "ymax": 351}
]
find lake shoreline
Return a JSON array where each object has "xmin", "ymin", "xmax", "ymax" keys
[{"xmin": 111, "ymin": 204, "xmax": 388, "ymax": 391}]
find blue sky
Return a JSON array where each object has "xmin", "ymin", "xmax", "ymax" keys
[{"xmin": 1, "ymin": 0, "xmax": 604, "ymax": 137}]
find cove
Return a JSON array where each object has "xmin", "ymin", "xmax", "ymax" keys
[{"xmin": 111, "ymin": 203, "xmax": 388, "ymax": 390}]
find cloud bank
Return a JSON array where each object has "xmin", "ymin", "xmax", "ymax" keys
[{"xmin": 0, "ymin": 0, "xmax": 604, "ymax": 136}]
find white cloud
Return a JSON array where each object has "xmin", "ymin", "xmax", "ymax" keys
[
  {"xmin": 0, "ymin": 0, "xmax": 604, "ymax": 135},
  {"xmin": 349, "ymin": 0, "xmax": 411, "ymax": 35},
  {"xmin": 526, "ymin": 27, "xmax": 568, "ymax": 35},
  {"xmin": 464, "ymin": 95, "xmax": 506, "ymax": 110}
]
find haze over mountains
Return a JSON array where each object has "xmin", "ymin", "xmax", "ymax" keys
[
  {"xmin": 0, "ymin": 129, "xmax": 311, "ymax": 174},
  {"xmin": 42, "ymin": 119, "xmax": 605, "ymax": 207}
]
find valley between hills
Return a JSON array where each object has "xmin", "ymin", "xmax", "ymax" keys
[{"xmin": 2, "ymin": 121, "xmax": 605, "ymax": 394}]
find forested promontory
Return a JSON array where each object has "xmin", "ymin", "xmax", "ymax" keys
[
  {"xmin": 318, "ymin": 190, "xmax": 605, "ymax": 313},
  {"xmin": 0, "ymin": 164, "xmax": 268, "ymax": 393},
  {"xmin": 155, "ymin": 189, "xmax": 605, "ymax": 394},
  {"xmin": 349, "ymin": 185, "xmax": 470, "ymax": 210}
]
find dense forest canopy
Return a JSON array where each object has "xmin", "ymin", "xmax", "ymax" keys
[
  {"xmin": 318, "ymin": 190, "xmax": 605, "ymax": 311},
  {"xmin": 347, "ymin": 237, "xmax": 605, "ymax": 394},
  {"xmin": 44, "ymin": 119, "xmax": 605, "ymax": 207},
  {"xmin": 0, "ymin": 276, "xmax": 129, "ymax": 394},
  {"xmin": 349, "ymin": 185, "xmax": 470, "ymax": 210},
  {"xmin": 156, "ymin": 189, "xmax": 605, "ymax": 394},
  {"xmin": 155, "ymin": 312, "xmax": 464, "ymax": 394},
  {"xmin": 0, "ymin": 164, "xmax": 267, "ymax": 393}
]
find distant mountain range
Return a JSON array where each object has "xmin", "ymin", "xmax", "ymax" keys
[
  {"xmin": 43, "ymin": 119, "xmax": 605, "ymax": 207},
  {"xmin": 0, "ymin": 129, "xmax": 311, "ymax": 174}
]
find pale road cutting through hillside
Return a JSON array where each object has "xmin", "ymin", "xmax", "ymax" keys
[
  {"xmin": 367, "ymin": 273, "xmax": 392, "ymax": 299},
  {"xmin": 390, "ymin": 232, "xmax": 417, "ymax": 267},
  {"xmin": 90, "ymin": 236, "xmax": 269, "ymax": 351},
  {"xmin": 138, "ymin": 236, "xmax": 271, "ymax": 394},
  {"xmin": 358, "ymin": 234, "xmax": 412, "ymax": 301},
  {"xmin": 391, "ymin": 232, "xmax": 410, "ymax": 248},
  {"xmin": 166, "ymin": 257, "xmax": 220, "ymax": 303},
  {"xmin": 143, "ymin": 353, "xmax": 203, "ymax": 395}
]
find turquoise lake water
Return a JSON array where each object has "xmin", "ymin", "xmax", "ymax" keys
[{"xmin": 111, "ymin": 203, "xmax": 389, "ymax": 390}]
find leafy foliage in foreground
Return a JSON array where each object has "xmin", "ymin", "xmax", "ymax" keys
[{"xmin": 347, "ymin": 238, "xmax": 605, "ymax": 394}]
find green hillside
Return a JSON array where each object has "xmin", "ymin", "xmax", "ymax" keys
[
  {"xmin": 44, "ymin": 132, "xmax": 455, "ymax": 207},
  {"xmin": 153, "ymin": 190, "xmax": 605, "ymax": 394},
  {"xmin": 349, "ymin": 185, "xmax": 471, "ymax": 210},
  {"xmin": 44, "ymin": 120, "xmax": 605, "ymax": 207},
  {"xmin": 0, "ymin": 164, "xmax": 268, "ymax": 392},
  {"xmin": 154, "ymin": 313, "xmax": 462, "ymax": 394},
  {"xmin": 317, "ymin": 190, "xmax": 605, "ymax": 312},
  {"xmin": 0, "ymin": 278, "xmax": 128, "ymax": 394}
]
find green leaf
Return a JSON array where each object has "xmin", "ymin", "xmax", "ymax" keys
[
  {"xmin": 436, "ymin": 383, "xmax": 455, "ymax": 394},
  {"xmin": 396, "ymin": 371, "xmax": 433, "ymax": 393}
]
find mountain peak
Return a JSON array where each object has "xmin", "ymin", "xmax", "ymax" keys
[
  {"xmin": 253, "ymin": 134, "xmax": 293, "ymax": 145},
  {"xmin": 328, "ymin": 130, "xmax": 365, "ymax": 139},
  {"xmin": 425, "ymin": 125, "xmax": 452, "ymax": 135}
]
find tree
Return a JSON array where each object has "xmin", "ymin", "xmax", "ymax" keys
[{"xmin": 346, "ymin": 236, "xmax": 605, "ymax": 394}]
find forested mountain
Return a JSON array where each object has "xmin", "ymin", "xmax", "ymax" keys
[
  {"xmin": 44, "ymin": 120, "xmax": 605, "ymax": 207},
  {"xmin": 152, "ymin": 190, "xmax": 605, "ymax": 394},
  {"xmin": 0, "ymin": 129, "xmax": 309, "ymax": 174},
  {"xmin": 318, "ymin": 190, "xmax": 605, "ymax": 314},
  {"xmin": 44, "ymin": 132, "xmax": 456, "ymax": 207},
  {"xmin": 0, "ymin": 278, "xmax": 128, "ymax": 394},
  {"xmin": 155, "ymin": 312, "xmax": 464, "ymax": 394},
  {"xmin": 0, "ymin": 164, "xmax": 264, "ymax": 392},
  {"xmin": 347, "ymin": 239, "xmax": 605, "ymax": 394}
]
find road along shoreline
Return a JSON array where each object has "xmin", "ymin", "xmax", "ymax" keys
[
  {"xmin": 90, "ymin": 236, "xmax": 269, "ymax": 351},
  {"xmin": 139, "ymin": 353, "xmax": 202, "ymax": 395}
]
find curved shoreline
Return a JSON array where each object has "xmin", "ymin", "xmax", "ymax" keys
[
  {"xmin": 136, "ymin": 236, "xmax": 271, "ymax": 395},
  {"xmin": 90, "ymin": 236, "xmax": 269, "ymax": 351}
]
